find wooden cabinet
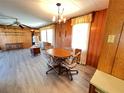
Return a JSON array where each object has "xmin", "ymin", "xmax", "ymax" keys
[
  {"xmin": 6, "ymin": 43, "xmax": 23, "ymax": 50},
  {"xmin": 89, "ymin": 84, "xmax": 97, "ymax": 93},
  {"xmin": 112, "ymin": 23, "xmax": 124, "ymax": 80},
  {"xmin": 30, "ymin": 47, "xmax": 40, "ymax": 56}
]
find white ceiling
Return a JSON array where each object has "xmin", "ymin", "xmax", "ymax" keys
[{"xmin": 0, "ymin": 0, "xmax": 109, "ymax": 28}]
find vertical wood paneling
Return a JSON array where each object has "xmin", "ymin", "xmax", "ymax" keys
[
  {"xmin": 98, "ymin": 0, "xmax": 124, "ymax": 75},
  {"xmin": 55, "ymin": 23, "xmax": 62, "ymax": 47},
  {"xmin": 63, "ymin": 20, "xmax": 72, "ymax": 48},
  {"xmin": 112, "ymin": 23, "xmax": 124, "ymax": 80},
  {"xmin": 0, "ymin": 27, "xmax": 32, "ymax": 50},
  {"xmin": 86, "ymin": 10, "xmax": 107, "ymax": 68},
  {"xmin": 55, "ymin": 20, "xmax": 72, "ymax": 48}
]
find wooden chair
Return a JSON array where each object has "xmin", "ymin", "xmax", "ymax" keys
[
  {"xmin": 75, "ymin": 48, "xmax": 81, "ymax": 63},
  {"xmin": 61, "ymin": 52, "xmax": 81, "ymax": 80}
]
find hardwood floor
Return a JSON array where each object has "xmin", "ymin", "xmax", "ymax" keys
[{"xmin": 0, "ymin": 49, "xmax": 96, "ymax": 93}]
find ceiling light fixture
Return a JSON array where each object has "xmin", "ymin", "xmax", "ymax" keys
[{"xmin": 52, "ymin": 3, "xmax": 66, "ymax": 23}]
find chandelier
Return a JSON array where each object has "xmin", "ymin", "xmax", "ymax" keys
[{"xmin": 52, "ymin": 3, "xmax": 66, "ymax": 23}]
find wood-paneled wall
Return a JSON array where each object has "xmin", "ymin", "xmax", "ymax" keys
[
  {"xmin": 0, "ymin": 27, "xmax": 32, "ymax": 50},
  {"xmin": 86, "ymin": 10, "xmax": 107, "ymax": 68},
  {"xmin": 55, "ymin": 20, "xmax": 72, "ymax": 48},
  {"xmin": 98, "ymin": 0, "xmax": 124, "ymax": 80},
  {"xmin": 55, "ymin": 9, "xmax": 107, "ymax": 68},
  {"xmin": 112, "ymin": 24, "xmax": 124, "ymax": 80}
]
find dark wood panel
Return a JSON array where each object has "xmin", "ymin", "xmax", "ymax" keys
[
  {"xmin": 55, "ymin": 23, "xmax": 63, "ymax": 48},
  {"xmin": 86, "ymin": 9, "xmax": 107, "ymax": 68},
  {"xmin": 63, "ymin": 20, "xmax": 72, "ymax": 48},
  {"xmin": 55, "ymin": 20, "xmax": 72, "ymax": 48}
]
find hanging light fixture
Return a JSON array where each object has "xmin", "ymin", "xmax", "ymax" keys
[{"xmin": 52, "ymin": 3, "xmax": 66, "ymax": 23}]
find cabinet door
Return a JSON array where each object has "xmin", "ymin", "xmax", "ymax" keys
[{"xmin": 112, "ymin": 23, "xmax": 124, "ymax": 80}]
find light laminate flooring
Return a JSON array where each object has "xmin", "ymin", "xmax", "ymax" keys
[{"xmin": 0, "ymin": 49, "xmax": 96, "ymax": 93}]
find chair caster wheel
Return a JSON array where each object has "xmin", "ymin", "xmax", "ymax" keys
[
  {"xmin": 70, "ymin": 78, "xmax": 73, "ymax": 81},
  {"xmin": 69, "ymin": 75, "xmax": 73, "ymax": 81}
]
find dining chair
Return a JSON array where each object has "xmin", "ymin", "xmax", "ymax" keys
[
  {"xmin": 75, "ymin": 48, "xmax": 82, "ymax": 63},
  {"xmin": 61, "ymin": 52, "xmax": 81, "ymax": 80},
  {"xmin": 44, "ymin": 52, "xmax": 59, "ymax": 74}
]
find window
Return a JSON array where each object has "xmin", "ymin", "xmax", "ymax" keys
[
  {"xmin": 47, "ymin": 29, "xmax": 54, "ymax": 44},
  {"xmin": 41, "ymin": 30, "xmax": 47, "ymax": 42},
  {"xmin": 40, "ymin": 29, "xmax": 54, "ymax": 44},
  {"xmin": 72, "ymin": 23, "xmax": 90, "ymax": 50},
  {"xmin": 72, "ymin": 23, "xmax": 90, "ymax": 64}
]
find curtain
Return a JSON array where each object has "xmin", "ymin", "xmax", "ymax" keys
[
  {"xmin": 72, "ymin": 23, "xmax": 90, "ymax": 64},
  {"xmin": 47, "ymin": 29, "xmax": 54, "ymax": 45},
  {"xmin": 40, "ymin": 30, "xmax": 47, "ymax": 42},
  {"xmin": 71, "ymin": 14, "xmax": 92, "ymax": 64},
  {"xmin": 71, "ymin": 13, "xmax": 92, "ymax": 25}
]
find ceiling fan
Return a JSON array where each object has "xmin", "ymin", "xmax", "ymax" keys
[
  {"xmin": 8, "ymin": 18, "xmax": 31, "ymax": 29},
  {"xmin": 0, "ymin": 15, "xmax": 31, "ymax": 29}
]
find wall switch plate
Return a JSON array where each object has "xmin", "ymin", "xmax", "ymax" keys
[{"xmin": 107, "ymin": 35, "xmax": 115, "ymax": 43}]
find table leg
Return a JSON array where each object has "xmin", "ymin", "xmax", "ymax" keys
[{"xmin": 58, "ymin": 64, "xmax": 61, "ymax": 75}]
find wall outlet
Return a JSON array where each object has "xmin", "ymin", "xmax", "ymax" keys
[{"xmin": 107, "ymin": 35, "xmax": 115, "ymax": 43}]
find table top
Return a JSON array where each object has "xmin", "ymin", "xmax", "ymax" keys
[
  {"xmin": 47, "ymin": 48, "xmax": 72, "ymax": 58},
  {"xmin": 90, "ymin": 70, "xmax": 124, "ymax": 93}
]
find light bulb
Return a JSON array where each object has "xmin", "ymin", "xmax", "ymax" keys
[
  {"xmin": 59, "ymin": 19, "xmax": 61, "ymax": 23},
  {"xmin": 63, "ymin": 18, "xmax": 66, "ymax": 23},
  {"xmin": 52, "ymin": 16, "xmax": 56, "ymax": 22},
  {"xmin": 60, "ymin": 15, "xmax": 63, "ymax": 19}
]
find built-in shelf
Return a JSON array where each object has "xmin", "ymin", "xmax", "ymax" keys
[{"xmin": 5, "ymin": 43, "xmax": 23, "ymax": 50}]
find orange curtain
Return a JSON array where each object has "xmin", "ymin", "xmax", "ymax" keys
[
  {"xmin": 71, "ymin": 13, "xmax": 92, "ymax": 25},
  {"xmin": 39, "ymin": 24, "xmax": 55, "ymax": 30}
]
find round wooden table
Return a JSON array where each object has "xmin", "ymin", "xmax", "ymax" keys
[
  {"xmin": 47, "ymin": 48, "xmax": 72, "ymax": 58},
  {"xmin": 46, "ymin": 48, "xmax": 72, "ymax": 74}
]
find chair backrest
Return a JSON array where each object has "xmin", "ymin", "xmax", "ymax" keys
[
  {"xmin": 75, "ymin": 48, "xmax": 81, "ymax": 62},
  {"xmin": 44, "ymin": 51, "xmax": 59, "ymax": 66},
  {"xmin": 75, "ymin": 49, "xmax": 81, "ymax": 54},
  {"xmin": 71, "ymin": 52, "xmax": 81, "ymax": 64},
  {"xmin": 44, "ymin": 51, "xmax": 53, "ymax": 63}
]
